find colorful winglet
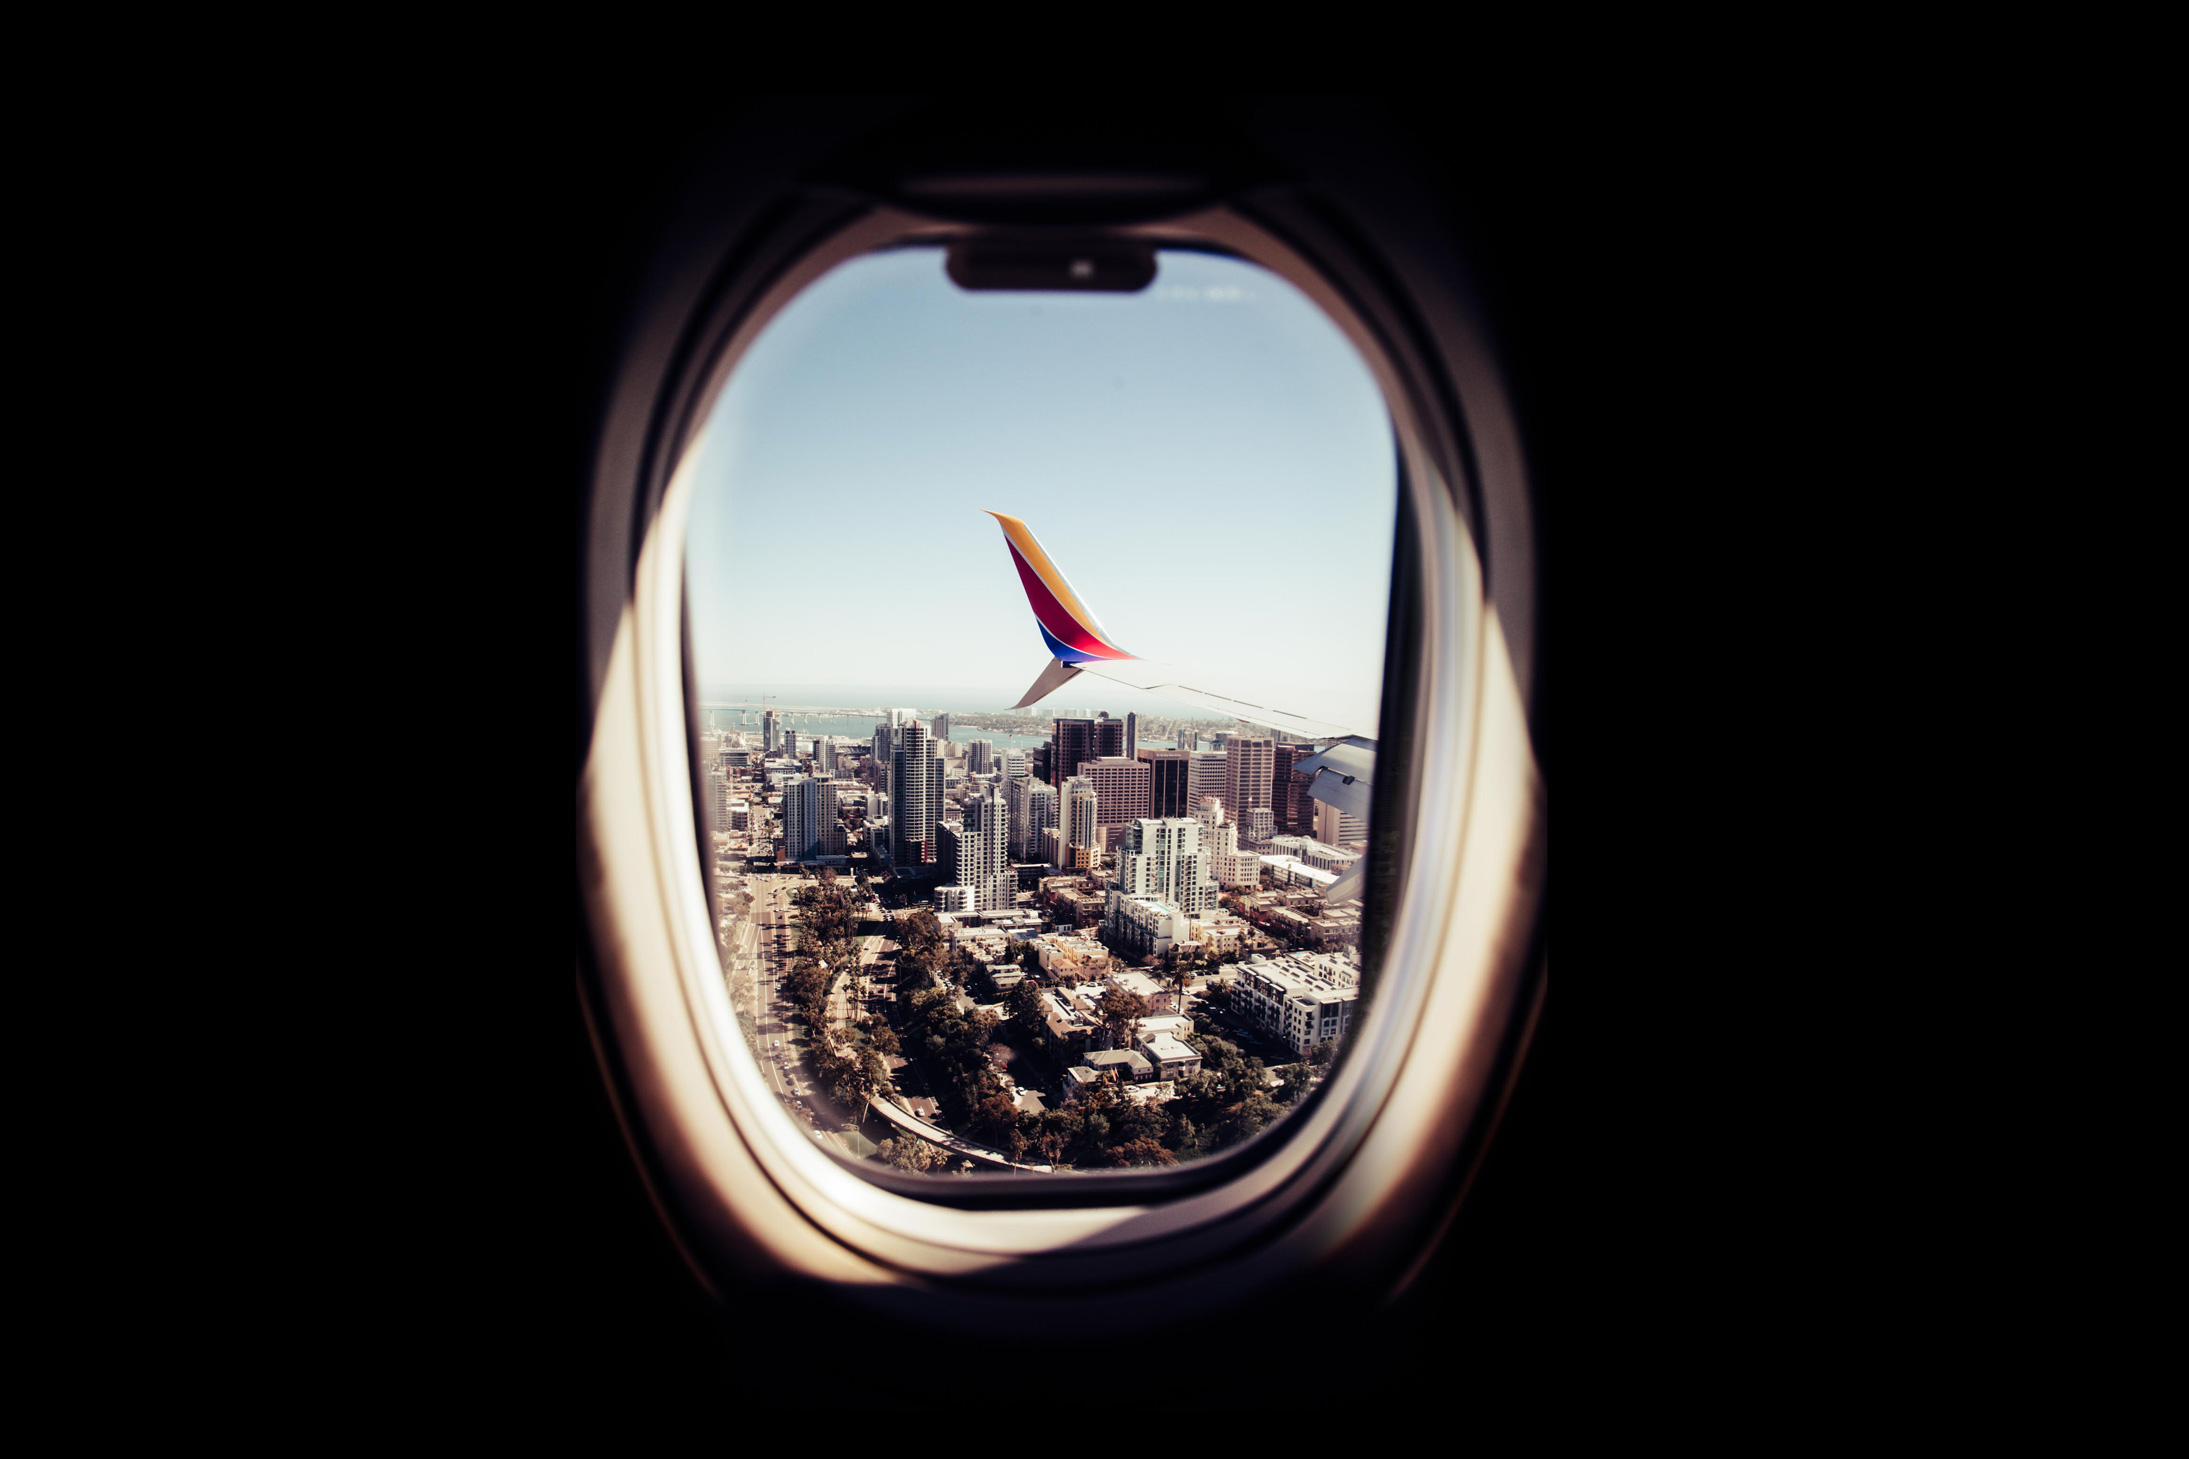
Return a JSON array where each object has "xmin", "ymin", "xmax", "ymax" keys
[{"xmin": 985, "ymin": 511, "xmax": 1135, "ymax": 663}]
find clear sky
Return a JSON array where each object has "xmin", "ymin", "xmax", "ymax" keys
[{"xmin": 684, "ymin": 247, "xmax": 1395, "ymax": 726}]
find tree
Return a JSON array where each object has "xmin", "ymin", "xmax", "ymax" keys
[
  {"xmin": 1168, "ymin": 949, "xmax": 1197, "ymax": 1012},
  {"xmin": 1222, "ymin": 1090, "xmax": 1283, "ymax": 1145},
  {"xmin": 1277, "ymin": 1061, "xmax": 1315, "ymax": 1104},
  {"xmin": 1107, "ymin": 1136, "xmax": 1177, "ymax": 1168},
  {"xmin": 1095, "ymin": 985, "xmax": 1150, "ymax": 1051},
  {"xmin": 899, "ymin": 909, "xmax": 947, "ymax": 969},
  {"xmin": 877, "ymin": 1136, "xmax": 943, "ymax": 1173},
  {"xmin": 969, "ymin": 1092, "xmax": 1022, "ymax": 1150},
  {"xmin": 1005, "ymin": 980, "xmax": 1049, "ymax": 1046}
]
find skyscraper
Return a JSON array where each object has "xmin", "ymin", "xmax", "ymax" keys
[
  {"xmin": 938, "ymin": 781, "xmax": 1014, "ymax": 913},
  {"xmin": 763, "ymin": 708, "xmax": 781, "ymax": 755},
  {"xmin": 1079, "ymin": 756, "xmax": 1152, "ymax": 857},
  {"xmin": 1137, "ymin": 747, "xmax": 1191, "ymax": 818},
  {"xmin": 1123, "ymin": 711, "xmax": 1138, "ymax": 759},
  {"xmin": 968, "ymin": 739, "xmax": 994, "ymax": 775},
  {"xmin": 816, "ymin": 777, "xmax": 845, "ymax": 855},
  {"xmin": 1095, "ymin": 714, "xmax": 1124, "ymax": 761},
  {"xmin": 1003, "ymin": 748, "xmax": 1026, "ymax": 782},
  {"xmin": 1051, "ymin": 718, "xmax": 1093, "ymax": 787},
  {"xmin": 872, "ymin": 722, "xmax": 896, "ymax": 802},
  {"xmin": 1050, "ymin": 715, "xmax": 1124, "ymax": 786},
  {"xmin": 1012, "ymin": 777, "xmax": 1058, "ymax": 862},
  {"xmin": 891, "ymin": 719, "xmax": 944, "ymax": 867},
  {"xmin": 1188, "ymin": 750, "xmax": 1228, "ymax": 811},
  {"xmin": 1114, "ymin": 816, "xmax": 1217, "ymax": 915},
  {"xmin": 933, "ymin": 713, "xmax": 952, "ymax": 741},
  {"xmin": 1273, "ymin": 743, "xmax": 1317, "ymax": 837},
  {"xmin": 1061, "ymin": 776, "xmax": 1100, "ymax": 872},
  {"xmin": 1224, "ymin": 737, "xmax": 1275, "ymax": 833},
  {"xmin": 780, "ymin": 775, "xmax": 820, "ymax": 861}
]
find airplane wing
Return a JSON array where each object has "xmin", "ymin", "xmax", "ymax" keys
[{"xmin": 986, "ymin": 510, "xmax": 1380, "ymax": 899}]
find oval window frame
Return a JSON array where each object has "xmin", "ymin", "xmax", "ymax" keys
[{"xmin": 578, "ymin": 195, "xmax": 1544, "ymax": 1324}]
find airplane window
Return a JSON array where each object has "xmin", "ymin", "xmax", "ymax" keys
[{"xmin": 680, "ymin": 246, "xmax": 1398, "ymax": 1178}]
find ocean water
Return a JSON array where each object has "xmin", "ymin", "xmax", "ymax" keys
[{"xmin": 700, "ymin": 694, "xmax": 1199, "ymax": 751}]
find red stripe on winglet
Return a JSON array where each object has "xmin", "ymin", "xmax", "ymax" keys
[{"xmin": 1007, "ymin": 543, "xmax": 1129, "ymax": 659}]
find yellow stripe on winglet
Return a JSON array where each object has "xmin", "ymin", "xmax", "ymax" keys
[{"xmin": 984, "ymin": 510, "xmax": 1103, "ymax": 640}]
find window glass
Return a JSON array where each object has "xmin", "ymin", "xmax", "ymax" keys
[{"xmin": 684, "ymin": 247, "xmax": 1395, "ymax": 1176}]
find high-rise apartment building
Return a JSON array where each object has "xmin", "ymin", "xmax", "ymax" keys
[
  {"xmin": 1003, "ymin": 748, "xmax": 1026, "ymax": 782},
  {"xmin": 968, "ymin": 739, "xmax": 994, "ymax": 775},
  {"xmin": 780, "ymin": 775, "xmax": 821, "ymax": 861},
  {"xmin": 816, "ymin": 776, "xmax": 845, "ymax": 856},
  {"xmin": 891, "ymin": 719, "xmax": 945, "ymax": 867},
  {"xmin": 762, "ymin": 708, "xmax": 781, "ymax": 754},
  {"xmin": 1114, "ymin": 816, "xmax": 1217, "ymax": 916},
  {"xmin": 1031, "ymin": 742, "xmax": 1053, "ymax": 784},
  {"xmin": 1224, "ymin": 737, "xmax": 1275, "ymax": 832},
  {"xmin": 1012, "ymin": 777, "xmax": 1059, "ymax": 862},
  {"xmin": 1061, "ymin": 776, "xmax": 1100, "ymax": 871},
  {"xmin": 1137, "ymin": 747, "xmax": 1191, "ymax": 818},
  {"xmin": 1197, "ymin": 796, "xmax": 1262, "ymax": 888},
  {"xmin": 933, "ymin": 713, "xmax": 952, "ymax": 741},
  {"xmin": 938, "ymin": 782, "xmax": 1014, "ymax": 913}
]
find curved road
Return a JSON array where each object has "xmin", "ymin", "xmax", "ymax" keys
[{"xmin": 864, "ymin": 1094, "xmax": 1051, "ymax": 1172}]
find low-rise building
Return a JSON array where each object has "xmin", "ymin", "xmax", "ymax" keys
[
  {"xmin": 1031, "ymin": 931, "xmax": 1113, "ymax": 982},
  {"xmin": 1105, "ymin": 892, "xmax": 1190, "ymax": 958},
  {"xmin": 1136, "ymin": 1032, "xmax": 1202, "ymax": 1082},
  {"xmin": 1135, "ymin": 1012, "xmax": 1195, "ymax": 1042},
  {"xmin": 1108, "ymin": 969, "xmax": 1175, "ymax": 1014},
  {"xmin": 1262, "ymin": 902, "xmax": 1361, "ymax": 951},
  {"xmin": 1083, "ymin": 1048, "xmax": 1155, "ymax": 1083},
  {"xmin": 1039, "ymin": 988, "xmax": 1101, "ymax": 1063},
  {"xmin": 1187, "ymin": 911, "xmax": 1251, "ymax": 955},
  {"xmin": 1266, "ymin": 835, "xmax": 1362, "ymax": 873},
  {"xmin": 1259, "ymin": 854, "xmax": 1340, "ymax": 893},
  {"xmin": 1232, "ymin": 951, "xmax": 1361, "ymax": 1055},
  {"xmin": 1052, "ymin": 885, "xmax": 1108, "ymax": 928}
]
